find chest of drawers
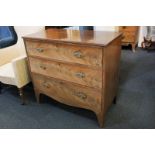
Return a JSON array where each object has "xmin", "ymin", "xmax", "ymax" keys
[
  {"xmin": 119, "ymin": 26, "xmax": 139, "ymax": 52},
  {"xmin": 23, "ymin": 29, "xmax": 122, "ymax": 127}
]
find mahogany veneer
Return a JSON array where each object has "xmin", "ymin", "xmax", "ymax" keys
[{"xmin": 23, "ymin": 28, "xmax": 122, "ymax": 127}]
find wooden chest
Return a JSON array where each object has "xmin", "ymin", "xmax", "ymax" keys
[
  {"xmin": 119, "ymin": 26, "xmax": 139, "ymax": 52},
  {"xmin": 23, "ymin": 29, "xmax": 122, "ymax": 127}
]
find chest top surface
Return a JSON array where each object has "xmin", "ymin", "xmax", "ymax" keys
[{"xmin": 23, "ymin": 28, "xmax": 122, "ymax": 47}]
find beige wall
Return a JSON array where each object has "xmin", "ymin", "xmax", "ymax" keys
[
  {"xmin": 14, "ymin": 26, "xmax": 45, "ymax": 55},
  {"xmin": 95, "ymin": 26, "xmax": 116, "ymax": 31},
  {"xmin": 0, "ymin": 26, "xmax": 45, "ymax": 65}
]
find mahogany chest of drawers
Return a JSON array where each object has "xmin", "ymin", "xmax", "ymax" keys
[
  {"xmin": 119, "ymin": 26, "xmax": 139, "ymax": 52},
  {"xmin": 23, "ymin": 29, "xmax": 122, "ymax": 127}
]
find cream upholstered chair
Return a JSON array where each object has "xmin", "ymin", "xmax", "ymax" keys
[{"xmin": 0, "ymin": 26, "xmax": 44, "ymax": 104}]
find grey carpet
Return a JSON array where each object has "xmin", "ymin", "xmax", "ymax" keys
[{"xmin": 0, "ymin": 47, "xmax": 155, "ymax": 129}]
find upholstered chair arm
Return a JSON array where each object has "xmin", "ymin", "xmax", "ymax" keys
[
  {"xmin": 12, "ymin": 55, "xmax": 31, "ymax": 88},
  {"xmin": 0, "ymin": 45, "xmax": 20, "ymax": 66}
]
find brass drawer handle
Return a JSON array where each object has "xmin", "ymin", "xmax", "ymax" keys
[
  {"xmin": 74, "ymin": 92, "xmax": 87, "ymax": 100},
  {"xmin": 43, "ymin": 82, "xmax": 50, "ymax": 88},
  {"xmin": 73, "ymin": 51, "xmax": 83, "ymax": 58},
  {"xmin": 40, "ymin": 65, "xmax": 46, "ymax": 70},
  {"xmin": 75, "ymin": 72, "xmax": 85, "ymax": 78},
  {"xmin": 36, "ymin": 48, "xmax": 44, "ymax": 52}
]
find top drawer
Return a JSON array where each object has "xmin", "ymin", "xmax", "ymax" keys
[{"xmin": 25, "ymin": 40, "xmax": 102, "ymax": 67}]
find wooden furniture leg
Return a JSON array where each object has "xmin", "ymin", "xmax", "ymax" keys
[
  {"xmin": 96, "ymin": 112, "xmax": 105, "ymax": 128},
  {"xmin": 131, "ymin": 43, "xmax": 136, "ymax": 52},
  {"xmin": 113, "ymin": 96, "xmax": 117, "ymax": 104},
  {"xmin": 18, "ymin": 88, "xmax": 25, "ymax": 105},
  {"xmin": 34, "ymin": 89, "xmax": 40, "ymax": 103}
]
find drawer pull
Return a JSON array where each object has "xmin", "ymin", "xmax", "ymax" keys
[
  {"xmin": 36, "ymin": 48, "xmax": 44, "ymax": 53},
  {"xmin": 43, "ymin": 82, "xmax": 50, "ymax": 88},
  {"xmin": 75, "ymin": 72, "xmax": 85, "ymax": 78},
  {"xmin": 74, "ymin": 92, "xmax": 87, "ymax": 100},
  {"xmin": 73, "ymin": 51, "xmax": 83, "ymax": 58},
  {"xmin": 40, "ymin": 65, "xmax": 46, "ymax": 70}
]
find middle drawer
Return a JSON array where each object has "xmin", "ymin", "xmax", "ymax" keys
[{"xmin": 29, "ymin": 57, "xmax": 102, "ymax": 89}]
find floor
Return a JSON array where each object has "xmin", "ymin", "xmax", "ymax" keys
[{"xmin": 0, "ymin": 47, "xmax": 155, "ymax": 129}]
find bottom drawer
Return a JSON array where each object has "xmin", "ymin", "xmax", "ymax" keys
[
  {"xmin": 32, "ymin": 74, "xmax": 101, "ymax": 112},
  {"xmin": 122, "ymin": 32, "xmax": 135, "ymax": 42}
]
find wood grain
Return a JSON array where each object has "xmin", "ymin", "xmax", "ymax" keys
[
  {"xmin": 103, "ymin": 36, "xmax": 122, "ymax": 113},
  {"xmin": 23, "ymin": 28, "xmax": 122, "ymax": 47},
  {"xmin": 119, "ymin": 26, "xmax": 139, "ymax": 52},
  {"xmin": 96, "ymin": 36, "xmax": 122, "ymax": 127},
  {"xmin": 23, "ymin": 28, "xmax": 122, "ymax": 127},
  {"xmin": 119, "ymin": 26, "xmax": 138, "ymax": 32},
  {"xmin": 29, "ymin": 57, "xmax": 102, "ymax": 89},
  {"xmin": 122, "ymin": 32, "xmax": 135, "ymax": 42},
  {"xmin": 25, "ymin": 40, "xmax": 102, "ymax": 67},
  {"xmin": 32, "ymin": 73, "xmax": 102, "ymax": 113}
]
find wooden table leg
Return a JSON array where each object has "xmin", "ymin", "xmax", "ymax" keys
[
  {"xmin": 34, "ymin": 89, "xmax": 40, "ymax": 103},
  {"xmin": 113, "ymin": 96, "xmax": 117, "ymax": 104},
  {"xmin": 18, "ymin": 88, "xmax": 25, "ymax": 105},
  {"xmin": 131, "ymin": 43, "xmax": 136, "ymax": 52},
  {"xmin": 96, "ymin": 112, "xmax": 105, "ymax": 128}
]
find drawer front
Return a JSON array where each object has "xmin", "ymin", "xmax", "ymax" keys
[
  {"xmin": 119, "ymin": 26, "xmax": 138, "ymax": 32},
  {"xmin": 25, "ymin": 40, "xmax": 102, "ymax": 67},
  {"xmin": 32, "ymin": 74, "xmax": 101, "ymax": 112},
  {"xmin": 29, "ymin": 57, "xmax": 102, "ymax": 89},
  {"xmin": 122, "ymin": 32, "xmax": 136, "ymax": 42}
]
